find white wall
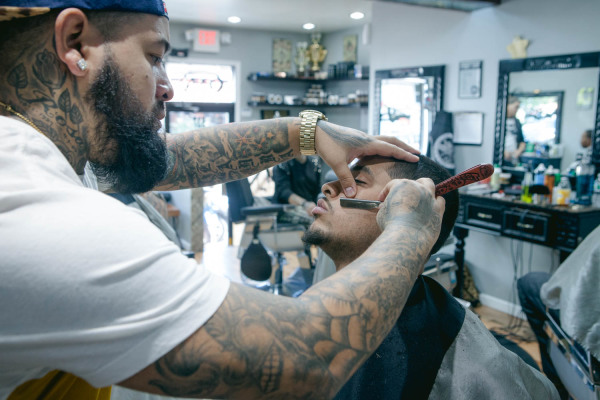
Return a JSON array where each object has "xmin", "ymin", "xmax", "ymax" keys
[{"xmin": 371, "ymin": 0, "xmax": 600, "ymax": 310}]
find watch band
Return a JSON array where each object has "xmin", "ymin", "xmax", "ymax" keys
[{"xmin": 299, "ymin": 110, "xmax": 327, "ymax": 155}]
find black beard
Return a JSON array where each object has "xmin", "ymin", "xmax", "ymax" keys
[
  {"xmin": 302, "ymin": 225, "xmax": 330, "ymax": 246},
  {"xmin": 87, "ymin": 57, "xmax": 168, "ymax": 194}
]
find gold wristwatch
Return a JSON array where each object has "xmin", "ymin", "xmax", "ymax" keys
[{"xmin": 299, "ymin": 110, "xmax": 327, "ymax": 155}]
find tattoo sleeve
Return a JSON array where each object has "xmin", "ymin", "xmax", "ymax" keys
[
  {"xmin": 155, "ymin": 118, "xmax": 299, "ymax": 190},
  {"xmin": 118, "ymin": 224, "xmax": 432, "ymax": 399}
]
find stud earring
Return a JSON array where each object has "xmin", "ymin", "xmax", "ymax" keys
[{"xmin": 76, "ymin": 59, "xmax": 88, "ymax": 71}]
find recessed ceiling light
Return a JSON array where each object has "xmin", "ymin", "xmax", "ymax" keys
[
  {"xmin": 350, "ymin": 11, "xmax": 365, "ymax": 20},
  {"xmin": 227, "ymin": 16, "xmax": 241, "ymax": 24},
  {"xmin": 302, "ymin": 23, "xmax": 315, "ymax": 30}
]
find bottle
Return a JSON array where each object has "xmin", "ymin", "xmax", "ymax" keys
[
  {"xmin": 544, "ymin": 166, "xmax": 556, "ymax": 204},
  {"xmin": 490, "ymin": 164, "xmax": 501, "ymax": 191},
  {"xmin": 555, "ymin": 176, "xmax": 572, "ymax": 205},
  {"xmin": 592, "ymin": 173, "xmax": 600, "ymax": 208},
  {"xmin": 534, "ymin": 163, "xmax": 546, "ymax": 185},
  {"xmin": 520, "ymin": 171, "xmax": 533, "ymax": 203},
  {"xmin": 575, "ymin": 153, "xmax": 595, "ymax": 205}
]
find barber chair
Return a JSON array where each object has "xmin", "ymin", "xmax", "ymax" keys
[
  {"xmin": 544, "ymin": 311, "xmax": 600, "ymax": 399},
  {"xmin": 225, "ymin": 178, "xmax": 310, "ymax": 295}
]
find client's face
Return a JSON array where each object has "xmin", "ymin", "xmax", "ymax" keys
[{"xmin": 303, "ymin": 157, "xmax": 395, "ymax": 268}]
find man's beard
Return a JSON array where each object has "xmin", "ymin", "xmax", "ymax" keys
[
  {"xmin": 302, "ymin": 225, "xmax": 330, "ymax": 246},
  {"xmin": 87, "ymin": 57, "xmax": 168, "ymax": 194}
]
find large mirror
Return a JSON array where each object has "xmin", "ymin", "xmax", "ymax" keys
[
  {"xmin": 494, "ymin": 52, "xmax": 600, "ymax": 173},
  {"xmin": 372, "ymin": 65, "xmax": 445, "ymax": 154}
]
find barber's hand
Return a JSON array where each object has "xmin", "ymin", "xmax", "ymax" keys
[
  {"xmin": 315, "ymin": 122, "xmax": 419, "ymax": 198},
  {"xmin": 376, "ymin": 178, "xmax": 445, "ymax": 254}
]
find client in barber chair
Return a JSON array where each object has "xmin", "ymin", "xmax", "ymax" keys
[
  {"xmin": 518, "ymin": 224, "xmax": 600, "ymax": 400},
  {"xmin": 304, "ymin": 155, "xmax": 559, "ymax": 399}
]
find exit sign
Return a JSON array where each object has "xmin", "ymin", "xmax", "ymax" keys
[{"xmin": 193, "ymin": 29, "xmax": 220, "ymax": 53}]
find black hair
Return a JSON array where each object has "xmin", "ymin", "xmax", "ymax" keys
[{"xmin": 386, "ymin": 155, "xmax": 459, "ymax": 255}]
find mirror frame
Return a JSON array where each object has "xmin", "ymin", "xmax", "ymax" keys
[
  {"xmin": 372, "ymin": 65, "xmax": 445, "ymax": 138},
  {"xmin": 493, "ymin": 51, "xmax": 600, "ymax": 169}
]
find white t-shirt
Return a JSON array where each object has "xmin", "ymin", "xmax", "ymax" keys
[{"xmin": 0, "ymin": 117, "xmax": 230, "ymax": 398}]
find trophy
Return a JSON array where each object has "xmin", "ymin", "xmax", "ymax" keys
[
  {"xmin": 295, "ymin": 41, "xmax": 309, "ymax": 76},
  {"xmin": 308, "ymin": 33, "xmax": 327, "ymax": 72}
]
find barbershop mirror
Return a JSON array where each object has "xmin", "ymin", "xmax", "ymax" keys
[
  {"xmin": 494, "ymin": 52, "xmax": 600, "ymax": 173},
  {"xmin": 372, "ymin": 65, "xmax": 445, "ymax": 153}
]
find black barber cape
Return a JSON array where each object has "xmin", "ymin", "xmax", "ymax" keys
[{"xmin": 335, "ymin": 276, "xmax": 465, "ymax": 400}]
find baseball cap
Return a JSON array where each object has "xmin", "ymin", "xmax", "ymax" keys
[{"xmin": 0, "ymin": 0, "xmax": 168, "ymax": 21}]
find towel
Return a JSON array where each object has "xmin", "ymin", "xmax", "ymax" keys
[{"xmin": 541, "ymin": 225, "xmax": 600, "ymax": 359}]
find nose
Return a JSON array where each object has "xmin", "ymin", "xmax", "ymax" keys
[
  {"xmin": 156, "ymin": 70, "xmax": 174, "ymax": 101},
  {"xmin": 321, "ymin": 180, "xmax": 342, "ymax": 198}
]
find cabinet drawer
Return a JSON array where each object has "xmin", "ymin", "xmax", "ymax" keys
[
  {"xmin": 503, "ymin": 210, "xmax": 549, "ymax": 243},
  {"xmin": 465, "ymin": 204, "xmax": 503, "ymax": 231}
]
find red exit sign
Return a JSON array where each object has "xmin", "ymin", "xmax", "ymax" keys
[
  {"xmin": 192, "ymin": 29, "xmax": 220, "ymax": 53},
  {"xmin": 197, "ymin": 30, "xmax": 217, "ymax": 46}
]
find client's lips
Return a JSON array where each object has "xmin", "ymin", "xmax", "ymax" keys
[{"xmin": 312, "ymin": 198, "xmax": 328, "ymax": 216}]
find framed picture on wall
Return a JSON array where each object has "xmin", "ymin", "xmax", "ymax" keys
[
  {"xmin": 453, "ymin": 111, "xmax": 484, "ymax": 145},
  {"xmin": 272, "ymin": 39, "xmax": 292, "ymax": 74},
  {"xmin": 343, "ymin": 35, "xmax": 357, "ymax": 63},
  {"xmin": 458, "ymin": 60, "xmax": 482, "ymax": 99}
]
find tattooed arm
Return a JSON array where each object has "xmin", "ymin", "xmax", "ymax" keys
[
  {"xmin": 154, "ymin": 117, "xmax": 419, "ymax": 196},
  {"xmin": 119, "ymin": 178, "xmax": 445, "ymax": 399}
]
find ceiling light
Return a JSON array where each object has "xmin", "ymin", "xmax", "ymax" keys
[
  {"xmin": 302, "ymin": 23, "xmax": 315, "ymax": 30},
  {"xmin": 227, "ymin": 16, "xmax": 241, "ymax": 24},
  {"xmin": 350, "ymin": 11, "xmax": 365, "ymax": 20}
]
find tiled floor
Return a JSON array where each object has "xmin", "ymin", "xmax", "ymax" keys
[{"xmin": 474, "ymin": 304, "xmax": 541, "ymax": 370}]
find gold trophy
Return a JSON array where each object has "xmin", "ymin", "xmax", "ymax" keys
[
  {"xmin": 308, "ymin": 33, "xmax": 327, "ymax": 72},
  {"xmin": 295, "ymin": 41, "xmax": 309, "ymax": 76}
]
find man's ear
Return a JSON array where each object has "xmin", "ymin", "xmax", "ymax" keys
[{"xmin": 54, "ymin": 8, "xmax": 99, "ymax": 77}]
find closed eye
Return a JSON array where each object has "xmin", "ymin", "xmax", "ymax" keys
[{"xmin": 150, "ymin": 55, "xmax": 164, "ymax": 66}]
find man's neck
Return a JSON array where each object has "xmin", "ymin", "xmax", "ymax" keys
[{"xmin": 0, "ymin": 41, "xmax": 90, "ymax": 174}]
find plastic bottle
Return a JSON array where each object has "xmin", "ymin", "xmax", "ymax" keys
[
  {"xmin": 533, "ymin": 163, "xmax": 546, "ymax": 185},
  {"xmin": 544, "ymin": 166, "xmax": 556, "ymax": 204},
  {"xmin": 575, "ymin": 153, "xmax": 595, "ymax": 205},
  {"xmin": 520, "ymin": 171, "xmax": 533, "ymax": 203},
  {"xmin": 555, "ymin": 176, "xmax": 572, "ymax": 205},
  {"xmin": 592, "ymin": 173, "xmax": 600, "ymax": 208},
  {"xmin": 490, "ymin": 164, "xmax": 501, "ymax": 191}
]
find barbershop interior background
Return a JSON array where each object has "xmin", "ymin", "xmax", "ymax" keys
[{"xmin": 159, "ymin": 0, "xmax": 598, "ymax": 354}]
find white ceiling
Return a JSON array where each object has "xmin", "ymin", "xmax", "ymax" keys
[{"xmin": 166, "ymin": 0, "xmax": 374, "ymax": 33}]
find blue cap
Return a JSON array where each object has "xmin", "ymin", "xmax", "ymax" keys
[{"xmin": 0, "ymin": 0, "xmax": 168, "ymax": 21}]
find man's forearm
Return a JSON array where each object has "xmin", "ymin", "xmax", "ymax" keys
[
  {"xmin": 120, "ymin": 225, "xmax": 431, "ymax": 399},
  {"xmin": 156, "ymin": 118, "xmax": 300, "ymax": 190}
]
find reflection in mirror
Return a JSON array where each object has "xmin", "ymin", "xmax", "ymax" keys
[
  {"xmin": 514, "ymin": 91, "xmax": 563, "ymax": 144},
  {"xmin": 494, "ymin": 53, "xmax": 600, "ymax": 174},
  {"xmin": 373, "ymin": 66, "xmax": 444, "ymax": 154}
]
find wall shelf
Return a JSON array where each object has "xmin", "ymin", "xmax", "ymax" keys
[
  {"xmin": 247, "ymin": 102, "xmax": 368, "ymax": 108},
  {"xmin": 247, "ymin": 73, "xmax": 368, "ymax": 82}
]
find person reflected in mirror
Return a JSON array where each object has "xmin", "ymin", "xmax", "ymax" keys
[
  {"xmin": 581, "ymin": 129, "xmax": 592, "ymax": 149},
  {"xmin": 504, "ymin": 96, "xmax": 527, "ymax": 166},
  {"xmin": 273, "ymin": 154, "xmax": 321, "ymax": 226},
  {"xmin": 304, "ymin": 155, "xmax": 559, "ymax": 399}
]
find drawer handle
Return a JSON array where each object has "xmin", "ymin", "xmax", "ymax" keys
[
  {"xmin": 477, "ymin": 212, "xmax": 493, "ymax": 220},
  {"xmin": 517, "ymin": 222, "xmax": 534, "ymax": 230}
]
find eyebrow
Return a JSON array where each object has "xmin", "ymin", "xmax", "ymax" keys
[
  {"xmin": 155, "ymin": 37, "xmax": 171, "ymax": 54},
  {"xmin": 351, "ymin": 165, "xmax": 374, "ymax": 177}
]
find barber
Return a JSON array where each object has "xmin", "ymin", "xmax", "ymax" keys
[{"xmin": 0, "ymin": 2, "xmax": 444, "ymax": 399}]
